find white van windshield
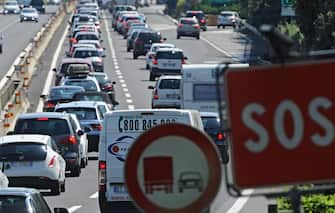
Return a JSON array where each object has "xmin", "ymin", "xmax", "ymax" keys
[{"xmin": 193, "ymin": 84, "xmax": 224, "ymax": 101}]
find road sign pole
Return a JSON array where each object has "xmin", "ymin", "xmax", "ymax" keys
[{"xmin": 289, "ymin": 187, "xmax": 303, "ymax": 213}]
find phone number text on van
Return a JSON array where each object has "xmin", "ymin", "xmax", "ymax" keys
[{"xmin": 118, "ymin": 117, "xmax": 177, "ymax": 132}]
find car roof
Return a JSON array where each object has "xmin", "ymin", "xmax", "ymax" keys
[
  {"xmin": 78, "ymin": 40, "xmax": 99, "ymax": 44},
  {"xmin": 0, "ymin": 134, "xmax": 51, "ymax": 145},
  {"xmin": 156, "ymin": 47, "xmax": 183, "ymax": 52},
  {"xmin": 73, "ymin": 47, "xmax": 99, "ymax": 51},
  {"xmin": 56, "ymin": 101, "xmax": 106, "ymax": 108},
  {"xmin": 158, "ymin": 75, "xmax": 182, "ymax": 80},
  {"xmin": 72, "ymin": 44, "xmax": 96, "ymax": 48},
  {"xmin": 50, "ymin": 85, "xmax": 85, "ymax": 90},
  {"xmin": 90, "ymin": 72, "xmax": 106, "ymax": 76},
  {"xmin": 17, "ymin": 112, "xmax": 70, "ymax": 119},
  {"xmin": 60, "ymin": 58, "xmax": 92, "ymax": 64},
  {"xmin": 186, "ymin": 10, "xmax": 204, "ymax": 14},
  {"xmin": 75, "ymin": 31, "xmax": 99, "ymax": 36},
  {"xmin": 152, "ymin": 43, "xmax": 174, "ymax": 47},
  {"xmin": 179, "ymin": 17, "xmax": 196, "ymax": 21},
  {"xmin": 199, "ymin": 111, "xmax": 219, "ymax": 117},
  {"xmin": 220, "ymin": 11, "xmax": 237, "ymax": 14},
  {"xmin": 182, "ymin": 63, "xmax": 249, "ymax": 70},
  {"xmin": 0, "ymin": 187, "xmax": 40, "ymax": 196}
]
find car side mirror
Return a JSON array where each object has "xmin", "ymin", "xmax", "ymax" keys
[
  {"xmin": 100, "ymin": 39, "xmax": 103, "ymax": 42},
  {"xmin": 148, "ymin": 55, "xmax": 152, "ymax": 59},
  {"xmin": 40, "ymin": 94, "xmax": 47, "ymax": 99},
  {"xmin": 112, "ymin": 81, "xmax": 116, "ymax": 84},
  {"xmin": 103, "ymin": 47, "xmax": 106, "ymax": 50},
  {"xmin": 163, "ymin": 38, "xmax": 167, "ymax": 41},
  {"xmin": 101, "ymin": 54, "xmax": 106, "ymax": 58},
  {"xmin": 148, "ymin": 85, "xmax": 154, "ymax": 89},
  {"xmin": 84, "ymin": 127, "xmax": 91, "ymax": 133},
  {"xmin": 77, "ymin": 130, "xmax": 84, "ymax": 136},
  {"xmin": 65, "ymin": 51, "xmax": 70, "ymax": 57},
  {"xmin": 52, "ymin": 68, "xmax": 57, "ymax": 72},
  {"xmin": 6, "ymin": 131, "xmax": 14, "ymax": 135},
  {"xmin": 184, "ymin": 56, "xmax": 188, "ymax": 60},
  {"xmin": 54, "ymin": 208, "xmax": 70, "ymax": 213}
]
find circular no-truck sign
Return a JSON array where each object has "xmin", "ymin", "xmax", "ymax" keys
[{"xmin": 125, "ymin": 123, "xmax": 222, "ymax": 213}]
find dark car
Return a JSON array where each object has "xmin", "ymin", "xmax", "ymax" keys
[
  {"xmin": 0, "ymin": 188, "xmax": 69, "ymax": 213},
  {"xmin": 200, "ymin": 112, "xmax": 229, "ymax": 164},
  {"xmin": 9, "ymin": 113, "xmax": 86, "ymax": 176},
  {"xmin": 88, "ymin": 72, "xmax": 118, "ymax": 104},
  {"xmin": 30, "ymin": 0, "xmax": 45, "ymax": 13},
  {"xmin": 186, "ymin": 10, "xmax": 207, "ymax": 31},
  {"xmin": 41, "ymin": 86, "xmax": 85, "ymax": 112},
  {"xmin": 133, "ymin": 31, "xmax": 165, "ymax": 59}
]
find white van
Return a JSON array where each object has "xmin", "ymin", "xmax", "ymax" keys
[
  {"xmin": 181, "ymin": 63, "xmax": 249, "ymax": 113},
  {"xmin": 98, "ymin": 109, "xmax": 204, "ymax": 212}
]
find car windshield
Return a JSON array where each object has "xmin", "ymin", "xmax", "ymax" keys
[
  {"xmin": 49, "ymin": 87, "xmax": 84, "ymax": 100},
  {"xmin": 73, "ymin": 50, "xmax": 100, "ymax": 58},
  {"xmin": 201, "ymin": 116, "xmax": 220, "ymax": 130},
  {"xmin": 186, "ymin": 13, "xmax": 204, "ymax": 19},
  {"xmin": 22, "ymin": 9, "xmax": 35, "ymax": 13},
  {"xmin": 180, "ymin": 19, "xmax": 196, "ymax": 24},
  {"xmin": 5, "ymin": 2, "xmax": 17, "ymax": 5},
  {"xmin": 55, "ymin": 107, "xmax": 97, "ymax": 120},
  {"xmin": 0, "ymin": 143, "xmax": 47, "ymax": 161},
  {"xmin": 193, "ymin": 84, "xmax": 224, "ymax": 101},
  {"xmin": 0, "ymin": 196, "xmax": 29, "ymax": 213},
  {"xmin": 64, "ymin": 80, "xmax": 97, "ymax": 91},
  {"xmin": 76, "ymin": 34, "xmax": 98, "ymax": 41},
  {"xmin": 220, "ymin": 12, "xmax": 234, "ymax": 17}
]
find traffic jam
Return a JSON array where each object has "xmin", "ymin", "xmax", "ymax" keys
[{"xmin": 0, "ymin": 0, "xmax": 333, "ymax": 212}]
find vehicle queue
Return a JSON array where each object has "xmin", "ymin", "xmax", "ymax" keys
[{"xmin": 0, "ymin": 0, "xmax": 242, "ymax": 212}]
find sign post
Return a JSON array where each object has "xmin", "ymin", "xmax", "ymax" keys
[
  {"xmin": 124, "ymin": 123, "xmax": 222, "ymax": 213},
  {"xmin": 224, "ymin": 60, "xmax": 335, "ymax": 212}
]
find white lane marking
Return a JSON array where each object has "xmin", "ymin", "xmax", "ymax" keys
[
  {"xmin": 126, "ymin": 99, "xmax": 133, "ymax": 103},
  {"xmin": 121, "ymin": 83, "xmax": 127, "ymax": 87},
  {"xmin": 200, "ymin": 36, "xmax": 236, "ymax": 59},
  {"xmin": 36, "ymin": 19, "xmax": 68, "ymax": 112},
  {"xmin": 117, "ymin": 75, "xmax": 123, "ymax": 79},
  {"xmin": 128, "ymin": 105, "xmax": 135, "ymax": 110},
  {"xmin": 68, "ymin": 205, "xmax": 82, "ymax": 213},
  {"xmin": 123, "ymin": 88, "xmax": 128, "ymax": 92},
  {"xmin": 119, "ymin": 79, "xmax": 125, "ymax": 83},
  {"xmin": 114, "ymin": 65, "xmax": 119, "ymax": 69},
  {"xmin": 226, "ymin": 189, "xmax": 254, "ymax": 213},
  {"xmin": 89, "ymin": 192, "xmax": 98, "ymax": 199},
  {"xmin": 125, "ymin": 93, "xmax": 131, "ymax": 98}
]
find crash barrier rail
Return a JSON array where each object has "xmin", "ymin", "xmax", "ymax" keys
[{"xmin": 0, "ymin": 2, "xmax": 75, "ymax": 136}]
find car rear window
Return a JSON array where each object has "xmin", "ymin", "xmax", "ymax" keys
[
  {"xmin": 64, "ymin": 80, "xmax": 98, "ymax": 91},
  {"xmin": 180, "ymin": 19, "xmax": 197, "ymax": 24},
  {"xmin": 60, "ymin": 63, "xmax": 90, "ymax": 75},
  {"xmin": 186, "ymin": 13, "xmax": 204, "ymax": 19},
  {"xmin": 201, "ymin": 117, "xmax": 220, "ymax": 129},
  {"xmin": 0, "ymin": 142, "xmax": 47, "ymax": 161},
  {"xmin": 76, "ymin": 34, "xmax": 99, "ymax": 41},
  {"xmin": 220, "ymin": 13, "xmax": 234, "ymax": 17},
  {"xmin": 55, "ymin": 107, "xmax": 97, "ymax": 120},
  {"xmin": 73, "ymin": 94, "xmax": 105, "ymax": 102},
  {"xmin": 139, "ymin": 32, "xmax": 161, "ymax": 42},
  {"xmin": 0, "ymin": 196, "xmax": 29, "ymax": 213},
  {"xmin": 159, "ymin": 79, "xmax": 180, "ymax": 89},
  {"xmin": 73, "ymin": 50, "xmax": 100, "ymax": 58},
  {"xmin": 14, "ymin": 118, "xmax": 70, "ymax": 136},
  {"xmin": 156, "ymin": 51, "xmax": 183, "ymax": 59},
  {"xmin": 50, "ymin": 87, "xmax": 84, "ymax": 100}
]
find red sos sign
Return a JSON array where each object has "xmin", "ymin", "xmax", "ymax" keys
[{"xmin": 225, "ymin": 61, "xmax": 335, "ymax": 189}]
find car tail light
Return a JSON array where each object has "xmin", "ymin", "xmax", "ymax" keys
[
  {"xmin": 68, "ymin": 135, "xmax": 77, "ymax": 145},
  {"xmin": 45, "ymin": 102, "xmax": 55, "ymax": 108},
  {"xmin": 91, "ymin": 124, "xmax": 103, "ymax": 131},
  {"xmin": 200, "ymin": 19, "xmax": 205, "ymax": 23},
  {"xmin": 178, "ymin": 23, "xmax": 183, "ymax": 28},
  {"xmin": 98, "ymin": 161, "xmax": 107, "ymax": 192},
  {"xmin": 103, "ymin": 84, "xmax": 114, "ymax": 91},
  {"xmin": 194, "ymin": 24, "xmax": 200, "ymax": 29},
  {"xmin": 152, "ymin": 58, "xmax": 158, "ymax": 65},
  {"xmin": 217, "ymin": 132, "xmax": 225, "ymax": 141},
  {"xmin": 48, "ymin": 155, "xmax": 57, "ymax": 168},
  {"xmin": 153, "ymin": 89, "xmax": 159, "ymax": 100}
]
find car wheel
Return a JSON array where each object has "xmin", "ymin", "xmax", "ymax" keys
[
  {"xmin": 50, "ymin": 181, "xmax": 61, "ymax": 195},
  {"xmin": 85, "ymin": 157, "xmax": 88, "ymax": 166},
  {"xmin": 20, "ymin": 19, "xmax": 23, "ymax": 22},
  {"xmin": 203, "ymin": 27, "xmax": 207, "ymax": 31},
  {"xmin": 146, "ymin": 64, "xmax": 149, "ymax": 69},
  {"xmin": 133, "ymin": 53, "xmax": 138, "ymax": 59},
  {"xmin": 61, "ymin": 180, "xmax": 65, "ymax": 192},
  {"xmin": 196, "ymin": 35, "xmax": 200, "ymax": 40},
  {"xmin": 81, "ymin": 158, "xmax": 86, "ymax": 168},
  {"xmin": 222, "ymin": 25, "xmax": 225, "ymax": 29},
  {"xmin": 71, "ymin": 165, "xmax": 81, "ymax": 177},
  {"xmin": 127, "ymin": 47, "xmax": 130, "ymax": 52},
  {"xmin": 35, "ymin": 20, "xmax": 38, "ymax": 23},
  {"xmin": 220, "ymin": 146, "xmax": 229, "ymax": 164},
  {"xmin": 217, "ymin": 25, "xmax": 220, "ymax": 29},
  {"xmin": 177, "ymin": 34, "xmax": 180, "ymax": 39},
  {"xmin": 149, "ymin": 73, "xmax": 155, "ymax": 81}
]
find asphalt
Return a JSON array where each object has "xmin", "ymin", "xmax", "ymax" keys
[
  {"xmin": 0, "ymin": 5, "xmax": 59, "ymax": 80},
  {"xmin": 9, "ymin": 4, "xmax": 271, "ymax": 213}
]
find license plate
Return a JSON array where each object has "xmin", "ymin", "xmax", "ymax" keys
[
  {"xmin": 11, "ymin": 162, "xmax": 32, "ymax": 167},
  {"xmin": 111, "ymin": 184, "xmax": 128, "ymax": 194},
  {"xmin": 163, "ymin": 63, "xmax": 176, "ymax": 67}
]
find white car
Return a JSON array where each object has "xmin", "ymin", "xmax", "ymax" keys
[
  {"xmin": 148, "ymin": 75, "xmax": 181, "ymax": 108},
  {"xmin": 217, "ymin": 11, "xmax": 239, "ymax": 28},
  {"xmin": 145, "ymin": 43, "xmax": 175, "ymax": 70},
  {"xmin": 3, "ymin": 0, "xmax": 20, "ymax": 14},
  {"xmin": 20, "ymin": 8, "xmax": 39, "ymax": 23},
  {"xmin": 0, "ymin": 134, "xmax": 66, "ymax": 195},
  {"xmin": 0, "ymin": 171, "xmax": 8, "ymax": 188}
]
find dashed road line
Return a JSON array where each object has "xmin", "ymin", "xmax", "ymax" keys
[
  {"xmin": 226, "ymin": 189, "xmax": 254, "ymax": 213},
  {"xmin": 68, "ymin": 205, "xmax": 82, "ymax": 213},
  {"xmin": 89, "ymin": 192, "xmax": 98, "ymax": 199},
  {"xmin": 103, "ymin": 12, "xmax": 134, "ymax": 109}
]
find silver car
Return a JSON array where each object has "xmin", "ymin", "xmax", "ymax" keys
[
  {"xmin": 217, "ymin": 11, "xmax": 239, "ymax": 28},
  {"xmin": 20, "ymin": 8, "xmax": 39, "ymax": 22},
  {"xmin": 177, "ymin": 17, "xmax": 200, "ymax": 40},
  {"xmin": 3, "ymin": 0, "xmax": 20, "ymax": 14}
]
